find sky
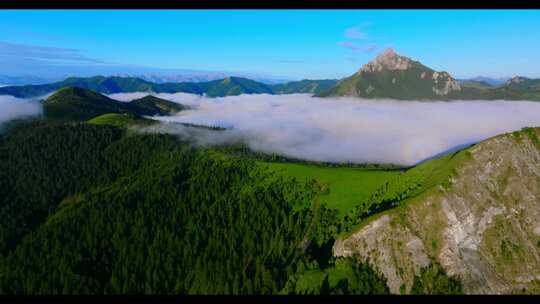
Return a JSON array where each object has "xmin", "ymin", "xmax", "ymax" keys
[{"xmin": 1, "ymin": 9, "xmax": 540, "ymax": 80}]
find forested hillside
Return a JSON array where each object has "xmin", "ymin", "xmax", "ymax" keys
[{"xmin": 0, "ymin": 121, "xmax": 388, "ymax": 294}]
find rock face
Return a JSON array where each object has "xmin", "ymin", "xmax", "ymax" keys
[
  {"xmin": 334, "ymin": 128, "xmax": 540, "ymax": 294},
  {"xmin": 359, "ymin": 48, "xmax": 412, "ymax": 72},
  {"xmin": 507, "ymin": 76, "xmax": 527, "ymax": 85}
]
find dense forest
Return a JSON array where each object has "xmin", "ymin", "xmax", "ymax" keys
[{"xmin": 0, "ymin": 121, "xmax": 392, "ymax": 294}]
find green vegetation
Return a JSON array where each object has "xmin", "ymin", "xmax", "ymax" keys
[
  {"xmin": 219, "ymin": 144, "xmax": 405, "ymax": 170},
  {"xmin": 340, "ymin": 145, "xmax": 471, "ymax": 234},
  {"xmin": 43, "ymin": 87, "xmax": 186, "ymax": 122},
  {"xmin": 410, "ymin": 263, "xmax": 463, "ymax": 294},
  {"xmin": 318, "ymin": 59, "xmax": 454, "ymax": 100},
  {"xmin": 0, "ymin": 76, "xmax": 203, "ymax": 98},
  {"xmin": 198, "ymin": 77, "xmax": 274, "ymax": 97},
  {"xmin": 272, "ymin": 79, "xmax": 338, "ymax": 95},
  {"xmin": 44, "ymin": 87, "xmax": 130, "ymax": 121},
  {"xmin": 459, "ymin": 80, "xmax": 493, "ymax": 90},
  {"xmin": 0, "ymin": 76, "xmax": 339, "ymax": 98},
  {"xmin": 0, "ymin": 121, "xmax": 387, "ymax": 294},
  {"xmin": 260, "ymin": 162, "xmax": 400, "ymax": 216},
  {"xmin": 127, "ymin": 95, "xmax": 187, "ymax": 116},
  {"xmin": 87, "ymin": 113, "xmax": 156, "ymax": 128},
  {"xmin": 281, "ymin": 256, "xmax": 388, "ymax": 295}
]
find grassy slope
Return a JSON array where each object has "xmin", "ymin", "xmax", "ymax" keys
[
  {"xmin": 43, "ymin": 87, "xmax": 130, "ymax": 121},
  {"xmin": 127, "ymin": 95, "xmax": 187, "ymax": 116},
  {"xmin": 87, "ymin": 113, "xmax": 156, "ymax": 128},
  {"xmin": 44, "ymin": 87, "xmax": 188, "ymax": 122},
  {"xmin": 339, "ymin": 143, "xmax": 474, "ymax": 238},
  {"xmin": 258, "ymin": 161, "xmax": 401, "ymax": 216}
]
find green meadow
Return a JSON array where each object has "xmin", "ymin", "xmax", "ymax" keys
[{"xmin": 258, "ymin": 161, "xmax": 401, "ymax": 216}]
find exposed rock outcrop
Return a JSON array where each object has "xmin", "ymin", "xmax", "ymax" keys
[
  {"xmin": 359, "ymin": 48, "xmax": 412, "ymax": 73},
  {"xmin": 334, "ymin": 128, "xmax": 540, "ymax": 294}
]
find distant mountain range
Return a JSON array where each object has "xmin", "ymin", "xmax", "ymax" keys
[
  {"xmin": 115, "ymin": 73, "xmax": 292, "ymax": 85},
  {"xmin": 317, "ymin": 48, "xmax": 540, "ymax": 101},
  {"xmin": 461, "ymin": 76, "xmax": 510, "ymax": 86},
  {"xmin": 0, "ymin": 76, "xmax": 338, "ymax": 98},
  {"xmin": 0, "ymin": 75, "xmax": 58, "ymax": 86},
  {"xmin": 2, "ymin": 50, "xmax": 540, "ymax": 101}
]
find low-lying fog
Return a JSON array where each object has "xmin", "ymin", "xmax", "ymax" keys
[
  {"xmin": 0, "ymin": 95, "xmax": 42, "ymax": 126},
  {"xmin": 108, "ymin": 92, "xmax": 540, "ymax": 166}
]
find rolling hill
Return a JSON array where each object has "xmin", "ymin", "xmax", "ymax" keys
[
  {"xmin": 127, "ymin": 95, "xmax": 188, "ymax": 116},
  {"xmin": 272, "ymin": 79, "xmax": 338, "ymax": 95},
  {"xmin": 198, "ymin": 76, "xmax": 274, "ymax": 97},
  {"xmin": 43, "ymin": 87, "xmax": 186, "ymax": 121}
]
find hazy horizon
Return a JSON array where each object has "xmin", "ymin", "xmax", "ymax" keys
[{"xmin": 1, "ymin": 10, "xmax": 540, "ymax": 81}]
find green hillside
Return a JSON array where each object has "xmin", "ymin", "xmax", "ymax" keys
[
  {"xmin": 272, "ymin": 79, "xmax": 338, "ymax": 95},
  {"xmin": 127, "ymin": 95, "xmax": 187, "ymax": 116},
  {"xmin": 459, "ymin": 80, "xmax": 493, "ymax": 90},
  {"xmin": 43, "ymin": 87, "xmax": 187, "ymax": 121},
  {"xmin": 260, "ymin": 162, "xmax": 401, "ymax": 216},
  {"xmin": 43, "ymin": 87, "xmax": 130, "ymax": 121},
  {"xmin": 199, "ymin": 77, "xmax": 274, "ymax": 97},
  {"xmin": 87, "ymin": 113, "xmax": 156, "ymax": 128},
  {"xmin": 0, "ymin": 121, "xmax": 388, "ymax": 294}
]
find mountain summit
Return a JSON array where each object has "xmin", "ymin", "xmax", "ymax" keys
[
  {"xmin": 318, "ymin": 49, "xmax": 540, "ymax": 101},
  {"xmin": 318, "ymin": 48, "xmax": 465, "ymax": 99},
  {"xmin": 358, "ymin": 48, "xmax": 413, "ymax": 73}
]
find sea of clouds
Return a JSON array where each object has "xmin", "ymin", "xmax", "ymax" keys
[
  {"xmin": 107, "ymin": 92, "xmax": 540, "ymax": 166},
  {"xmin": 0, "ymin": 95, "xmax": 43, "ymax": 126}
]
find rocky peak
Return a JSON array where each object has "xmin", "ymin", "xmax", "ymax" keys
[
  {"xmin": 506, "ymin": 76, "xmax": 528, "ymax": 85},
  {"xmin": 359, "ymin": 48, "xmax": 412, "ymax": 73}
]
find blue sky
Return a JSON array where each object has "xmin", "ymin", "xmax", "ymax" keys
[{"xmin": 0, "ymin": 9, "xmax": 539, "ymax": 80}]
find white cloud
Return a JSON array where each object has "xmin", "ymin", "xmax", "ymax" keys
[
  {"xmin": 110, "ymin": 93, "xmax": 540, "ymax": 166},
  {"xmin": 0, "ymin": 95, "xmax": 43, "ymax": 125}
]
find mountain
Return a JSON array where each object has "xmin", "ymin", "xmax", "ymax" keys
[
  {"xmin": 198, "ymin": 76, "xmax": 274, "ymax": 97},
  {"xmin": 318, "ymin": 48, "xmax": 540, "ymax": 101},
  {"xmin": 0, "ymin": 76, "xmax": 336, "ymax": 99},
  {"xmin": 0, "ymin": 75, "xmax": 57, "ymax": 86},
  {"xmin": 0, "ymin": 76, "xmax": 203, "ymax": 98},
  {"xmin": 458, "ymin": 80, "xmax": 493, "ymax": 90},
  {"xmin": 133, "ymin": 73, "xmax": 291, "ymax": 85},
  {"xmin": 467, "ymin": 76, "xmax": 510, "ymax": 86},
  {"xmin": 334, "ymin": 126, "xmax": 540, "ymax": 294},
  {"xmin": 317, "ymin": 48, "xmax": 466, "ymax": 100},
  {"xmin": 502, "ymin": 76, "xmax": 540, "ymax": 91},
  {"xmin": 43, "ymin": 87, "xmax": 130, "ymax": 121},
  {"xmin": 271, "ymin": 79, "xmax": 339, "ymax": 95},
  {"xmin": 127, "ymin": 95, "xmax": 187, "ymax": 116},
  {"xmin": 43, "ymin": 87, "xmax": 185, "ymax": 121}
]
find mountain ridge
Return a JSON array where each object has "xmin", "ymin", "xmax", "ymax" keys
[{"xmin": 0, "ymin": 76, "xmax": 338, "ymax": 99}]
